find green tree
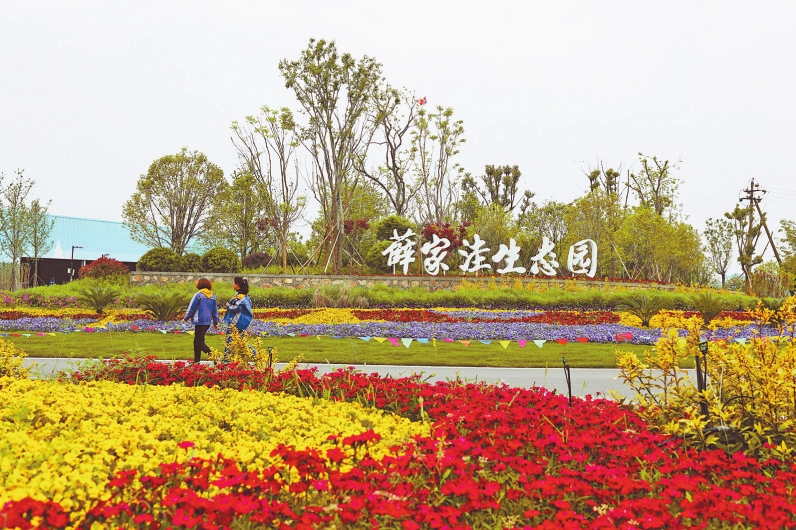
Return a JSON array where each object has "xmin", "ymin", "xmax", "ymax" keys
[
  {"xmin": 201, "ymin": 171, "xmax": 270, "ymax": 261},
  {"xmin": 780, "ymin": 219, "xmax": 796, "ymax": 257},
  {"xmin": 627, "ymin": 153, "xmax": 682, "ymax": 219},
  {"xmin": 467, "ymin": 203, "xmax": 517, "ymax": 257},
  {"xmin": 122, "ymin": 148, "xmax": 225, "ymax": 256},
  {"xmin": 411, "ymin": 106, "xmax": 466, "ymax": 226},
  {"xmin": 25, "ymin": 199, "xmax": 55, "ymax": 287},
  {"xmin": 585, "ymin": 160, "xmax": 622, "ymax": 196},
  {"xmin": 703, "ymin": 217, "xmax": 734, "ymax": 288},
  {"xmin": 562, "ymin": 191, "xmax": 625, "ymax": 278},
  {"xmin": 279, "ymin": 38, "xmax": 384, "ymax": 274},
  {"xmin": 725, "ymin": 203, "xmax": 764, "ymax": 291},
  {"xmin": 356, "ymin": 87, "xmax": 420, "ymax": 218},
  {"xmin": 461, "ymin": 164, "xmax": 533, "ymax": 214},
  {"xmin": 231, "ymin": 106, "xmax": 306, "ymax": 273},
  {"xmin": 0, "ymin": 170, "xmax": 35, "ymax": 290}
]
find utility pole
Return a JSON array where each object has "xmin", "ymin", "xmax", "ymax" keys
[{"xmin": 740, "ymin": 179, "xmax": 782, "ymax": 266}]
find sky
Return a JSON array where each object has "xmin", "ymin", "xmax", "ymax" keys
[{"xmin": 1, "ymin": 1, "xmax": 795, "ymax": 264}]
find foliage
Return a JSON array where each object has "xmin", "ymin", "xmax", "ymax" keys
[
  {"xmin": 0, "ymin": 169, "xmax": 39, "ymax": 290},
  {"xmin": 725, "ymin": 203, "xmax": 764, "ymax": 289},
  {"xmin": 133, "ymin": 289, "xmax": 191, "ymax": 321},
  {"xmin": 241, "ymin": 252, "xmax": 273, "ymax": 270},
  {"xmin": 0, "ymin": 338, "xmax": 31, "ymax": 379},
  {"xmin": 136, "ymin": 247, "xmax": 182, "ymax": 272},
  {"xmin": 460, "ymin": 164, "xmax": 533, "ymax": 214},
  {"xmin": 26, "ymin": 198, "xmax": 55, "ymax": 288},
  {"xmin": 77, "ymin": 256, "xmax": 130, "ymax": 281},
  {"xmin": 363, "ymin": 240, "xmax": 393, "ymax": 273},
  {"xmin": 617, "ymin": 291, "xmax": 668, "ymax": 327},
  {"xmin": 748, "ymin": 260, "xmax": 792, "ymax": 298},
  {"xmin": 373, "ymin": 214, "xmax": 416, "ymax": 241},
  {"xmin": 122, "ymin": 148, "xmax": 225, "ymax": 255},
  {"xmin": 627, "ymin": 152, "xmax": 682, "ymax": 218},
  {"xmin": 617, "ymin": 299, "xmax": 796, "ymax": 460},
  {"xmin": 208, "ymin": 328, "xmax": 277, "ymax": 370},
  {"xmin": 201, "ymin": 247, "xmax": 241, "ymax": 273},
  {"xmin": 703, "ymin": 217, "xmax": 734, "ymax": 288},
  {"xmin": 75, "ymin": 283, "xmax": 120, "ymax": 314}
]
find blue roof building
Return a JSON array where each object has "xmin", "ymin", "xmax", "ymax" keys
[{"xmin": 44, "ymin": 215, "xmax": 149, "ymax": 263}]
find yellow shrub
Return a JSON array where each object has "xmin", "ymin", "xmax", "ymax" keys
[{"xmin": 0, "ymin": 338, "xmax": 32, "ymax": 380}]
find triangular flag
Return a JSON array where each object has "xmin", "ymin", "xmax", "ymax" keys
[
  {"xmin": 173, "ymin": 330, "xmax": 181, "ymax": 334},
  {"xmin": 555, "ymin": 338, "xmax": 568, "ymax": 345},
  {"xmin": 518, "ymin": 339, "xmax": 527, "ymax": 348},
  {"xmin": 373, "ymin": 337, "xmax": 386, "ymax": 343},
  {"xmin": 0, "ymin": 334, "xmax": 7, "ymax": 337},
  {"xmin": 316, "ymin": 336, "xmax": 321, "ymax": 340},
  {"xmin": 458, "ymin": 340, "xmax": 471, "ymax": 347},
  {"xmin": 21, "ymin": 334, "xmax": 31, "ymax": 337},
  {"xmin": 358, "ymin": 336, "xmax": 372, "ymax": 341},
  {"xmin": 442, "ymin": 338, "xmax": 455, "ymax": 343},
  {"xmin": 417, "ymin": 338, "xmax": 429, "ymax": 344},
  {"xmin": 533, "ymin": 340, "xmax": 546, "ymax": 348},
  {"xmin": 387, "ymin": 337, "xmax": 400, "ymax": 347},
  {"xmin": 159, "ymin": 330, "xmax": 168, "ymax": 334},
  {"xmin": 734, "ymin": 338, "xmax": 747, "ymax": 345},
  {"xmin": 499, "ymin": 340, "xmax": 510, "ymax": 349},
  {"xmin": 432, "ymin": 338, "xmax": 437, "ymax": 347},
  {"xmin": 131, "ymin": 325, "xmax": 139, "ymax": 331},
  {"xmin": 479, "ymin": 340, "xmax": 491, "ymax": 346},
  {"xmin": 401, "ymin": 338, "xmax": 413, "ymax": 348},
  {"xmin": 575, "ymin": 337, "xmax": 588, "ymax": 343},
  {"xmin": 47, "ymin": 333, "xmax": 56, "ymax": 336},
  {"xmin": 188, "ymin": 331, "xmax": 194, "ymax": 335}
]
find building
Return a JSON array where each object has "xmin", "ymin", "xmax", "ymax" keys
[{"xmin": 17, "ymin": 215, "xmax": 150, "ymax": 287}]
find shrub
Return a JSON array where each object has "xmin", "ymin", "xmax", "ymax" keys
[
  {"xmin": 137, "ymin": 248, "xmax": 182, "ymax": 272},
  {"xmin": 364, "ymin": 240, "xmax": 393, "ymax": 273},
  {"xmin": 0, "ymin": 338, "xmax": 31, "ymax": 379},
  {"xmin": 78, "ymin": 257, "xmax": 130, "ymax": 281},
  {"xmin": 75, "ymin": 283, "xmax": 120, "ymax": 314},
  {"xmin": 242, "ymin": 252, "xmax": 272, "ymax": 270},
  {"xmin": 617, "ymin": 292, "xmax": 668, "ymax": 327},
  {"xmin": 181, "ymin": 253, "xmax": 203, "ymax": 273},
  {"xmin": 373, "ymin": 214, "xmax": 416, "ymax": 241},
  {"xmin": 134, "ymin": 289, "xmax": 192, "ymax": 321},
  {"xmin": 201, "ymin": 248, "xmax": 241, "ymax": 273},
  {"xmin": 690, "ymin": 291, "xmax": 726, "ymax": 327}
]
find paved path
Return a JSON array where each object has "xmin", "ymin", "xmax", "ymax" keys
[{"xmin": 24, "ymin": 358, "xmax": 637, "ymax": 399}]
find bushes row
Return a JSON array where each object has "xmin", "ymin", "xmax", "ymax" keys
[{"xmin": 137, "ymin": 247, "xmax": 241, "ymax": 273}]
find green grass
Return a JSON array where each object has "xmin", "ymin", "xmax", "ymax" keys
[{"xmin": 5, "ymin": 331, "xmax": 656, "ymax": 368}]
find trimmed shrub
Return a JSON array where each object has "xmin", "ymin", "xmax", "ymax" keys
[
  {"xmin": 137, "ymin": 248, "xmax": 182, "ymax": 272},
  {"xmin": 77, "ymin": 257, "xmax": 130, "ymax": 281},
  {"xmin": 364, "ymin": 240, "xmax": 393, "ymax": 273},
  {"xmin": 75, "ymin": 283, "xmax": 120, "ymax": 314},
  {"xmin": 201, "ymin": 247, "xmax": 241, "ymax": 273},
  {"xmin": 181, "ymin": 253, "xmax": 203, "ymax": 273}
]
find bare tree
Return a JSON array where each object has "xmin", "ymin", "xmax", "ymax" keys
[
  {"xmin": 627, "ymin": 153, "xmax": 682, "ymax": 220},
  {"xmin": 231, "ymin": 107, "xmax": 306, "ymax": 272}
]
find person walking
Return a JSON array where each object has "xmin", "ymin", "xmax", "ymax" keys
[
  {"xmin": 183, "ymin": 278, "xmax": 219, "ymax": 363},
  {"xmin": 222, "ymin": 276, "xmax": 254, "ymax": 361}
]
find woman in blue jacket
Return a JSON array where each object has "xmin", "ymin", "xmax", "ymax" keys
[
  {"xmin": 222, "ymin": 276, "xmax": 254, "ymax": 361},
  {"xmin": 183, "ymin": 278, "xmax": 219, "ymax": 363}
]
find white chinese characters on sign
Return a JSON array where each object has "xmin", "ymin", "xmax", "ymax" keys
[{"xmin": 383, "ymin": 232, "xmax": 599, "ymax": 278}]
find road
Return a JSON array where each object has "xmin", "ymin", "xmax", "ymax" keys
[{"xmin": 23, "ymin": 357, "xmax": 644, "ymax": 399}]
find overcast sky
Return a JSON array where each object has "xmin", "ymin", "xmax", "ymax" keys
[{"xmin": 2, "ymin": 1, "xmax": 794, "ymax": 261}]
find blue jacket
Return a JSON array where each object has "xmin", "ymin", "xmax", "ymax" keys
[
  {"xmin": 184, "ymin": 290, "xmax": 219, "ymax": 326},
  {"xmin": 223, "ymin": 293, "xmax": 253, "ymax": 331}
]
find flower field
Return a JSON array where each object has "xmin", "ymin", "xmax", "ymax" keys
[
  {"xmin": 2, "ymin": 358, "xmax": 796, "ymax": 529},
  {"xmin": 2, "ymin": 300, "xmax": 795, "ymax": 528},
  {"xmin": 0, "ymin": 307, "xmax": 771, "ymax": 346}
]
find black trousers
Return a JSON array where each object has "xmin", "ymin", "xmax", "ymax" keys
[{"xmin": 193, "ymin": 325, "xmax": 211, "ymax": 362}]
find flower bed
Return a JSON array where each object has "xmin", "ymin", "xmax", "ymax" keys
[{"xmin": 2, "ymin": 359, "xmax": 796, "ymax": 528}]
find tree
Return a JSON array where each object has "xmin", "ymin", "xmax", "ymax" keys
[
  {"xmin": 561, "ymin": 191, "xmax": 625, "ymax": 278},
  {"xmin": 780, "ymin": 219, "xmax": 796, "ymax": 257},
  {"xmin": 230, "ymin": 106, "xmax": 306, "ymax": 273},
  {"xmin": 25, "ymin": 199, "xmax": 54, "ymax": 287},
  {"xmin": 584, "ymin": 159, "xmax": 623, "ymax": 197},
  {"xmin": 122, "ymin": 148, "xmax": 225, "ymax": 256},
  {"xmin": 0, "ymin": 170, "xmax": 35, "ymax": 290},
  {"xmin": 279, "ymin": 38, "xmax": 384, "ymax": 274},
  {"xmin": 517, "ymin": 199, "xmax": 569, "ymax": 262},
  {"xmin": 627, "ymin": 153, "xmax": 682, "ymax": 219},
  {"xmin": 356, "ymin": 87, "xmax": 420, "ymax": 217},
  {"xmin": 411, "ymin": 105, "xmax": 466, "ymax": 226},
  {"xmin": 703, "ymin": 217, "xmax": 734, "ymax": 288},
  {"xmin": 725, "ymin": 203, "xmax": 764, "ymax": 291},
  {"xmin": 461, "ymin": 164, "xmax": 533, "ymax": 214},
  {"xmin": 200, "ymin": 171, "xmax": 270, "ymax": 260}
]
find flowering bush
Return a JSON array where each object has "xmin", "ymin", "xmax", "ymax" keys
[{"xmin": 77, "ymin": 256, "xmax": 129, "ymax": 280}]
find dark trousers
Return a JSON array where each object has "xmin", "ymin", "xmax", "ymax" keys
[{"xmin": 193, "ymin": 325, "xmax": 211, "ymax": 362}]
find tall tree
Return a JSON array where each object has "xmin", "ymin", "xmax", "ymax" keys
[
  {"xmin": 703, "ymin": 217, "xmax": 734, "ymax": 288},
  {"xmin": 122, "ymin": 148, "xmax": 225, "ymax": 255},
  {"xmin": 355, "ymin": 87, "xmax": 420, "ymax": 217},
  {"xmin": 200, "ymin": 171, "xmax": 270, "ymax": 260},
  {"xmin": 411, "ymin": 105, "xmax": 466, "ymax": 226},
  {"xmin": 231, "ymin": 106, "xmax": 306, "ymax": 273},
  {"xmin": 461, "ymin": 164, "xmax": 533, "ymax": 214},
  {"xmin": 780, "ymin": 219, "xmax": 796, "ymax": 257},
  {"xmin": 585, "ymin": 160, "xmax": 623, "ymax": 197},
  {"xmin": 279, "ymin": 38, "xmax": 384, "ymax": 273},
  {"xmin": 562, "ymin": 191, "xmax": 625, "ymax": 278},
  {"xmin": 0, "ymin": 170, "xmax": 35, "ymax": 290},
  {"xmin": 26, "ymin": 199, "xmax": 55, "ymax": 287},
  {"xmin": 627, "ymin": 153, "xmax": 682, "ymax": 219},
  {"xmin": 725, "ymin": 203, "xmax": 764, "ymax": 291},
  {"xmin": 517, "ymin": 199, "xmax": 569, "ymax": 259}
]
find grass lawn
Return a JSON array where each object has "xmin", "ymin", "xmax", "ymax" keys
[{"xmin": 5, "ymin": 331, "xmax": 662, "ymax": 368}]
